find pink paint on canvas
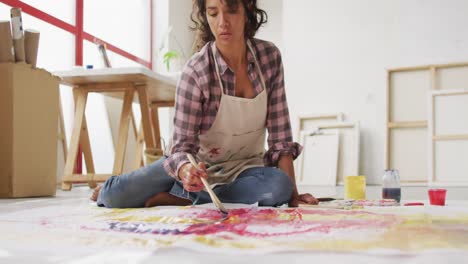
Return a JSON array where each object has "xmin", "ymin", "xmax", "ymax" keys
[{"xmin": 102, "ymin": 208, "xmax": 399, "ymax": 238}]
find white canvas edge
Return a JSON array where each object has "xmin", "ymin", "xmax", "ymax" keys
[
  {"xmin": 316, "ymin": 122, "xmax": 360, "ymax": 185},
  {"xmin": 297, "ymin": 112, "xmax": 344, "ymax": 122},
  {"xmin": 297, "ymin": 122, "xmax": 360, "ymax": 186},
  {"xmin": 296, "ymin": 130, "xmax": 339, "ymax": 186},
  {"xmin": 428, "ymin": 89, "xmax": 468, "ymax": 186}
]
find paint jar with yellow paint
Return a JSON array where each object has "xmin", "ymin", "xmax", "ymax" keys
[{"xmin": 345, "ymin": 176, "xmax": 366, "ymax": 200}]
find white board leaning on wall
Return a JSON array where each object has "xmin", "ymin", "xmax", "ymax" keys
[{"xmin": 297, "ymin": 122, "xmax": 360, "ymax": 186}]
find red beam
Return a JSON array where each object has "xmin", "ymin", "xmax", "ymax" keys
[
  {"xmin": 150, "ymin": 0, "xmax": 154, "ymax": 70},
  {"xmin": 75, "ymin": 0, "xmax": 83, "ymax": 66},
  {"xmin": 0, "ymin": 0, "xmax": 75, "ymax": 34},
  {"xmin": 75, "ymin": 0, "xmax": 83, "ymax": 174}
]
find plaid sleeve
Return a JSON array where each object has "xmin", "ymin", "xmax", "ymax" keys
[
  {"xmin": 263, "ymin": 46, "xmax": 303, "ymax": 167},
  {"xmin": 163, "ymin": 65, "xmax": 202, "ymax": 178}
]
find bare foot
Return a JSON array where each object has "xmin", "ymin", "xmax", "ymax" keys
[
  {"xmin": 90, "ymin": 185, "xmax": 102, "ymax": 202},
  {"xmin": 145, "ymin": 192, "xmax": 192, "ymax": 207}
]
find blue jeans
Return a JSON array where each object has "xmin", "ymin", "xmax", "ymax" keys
[{"xmin": 97, "ymin": 157, "xmax": 293, "ymax": 208}]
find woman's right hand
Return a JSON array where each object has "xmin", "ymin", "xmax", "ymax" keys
[{"xmin": 178, "ymin": 162, "xmax": 208, "ymax": 192}]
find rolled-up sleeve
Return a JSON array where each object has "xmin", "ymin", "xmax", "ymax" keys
[
  {"xmin": 163, "ymin": 65, "xmax": 202, "ymax": 178},
  {"xmin": 264, "ymin": 47, "xmax": 303, "ymax": 167}
]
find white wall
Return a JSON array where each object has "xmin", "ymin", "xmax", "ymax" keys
[
  {"xmin": 282, "ymin": 0, "xmax": 468, "ymax": 184},
  {"xmin": 153, "ymin": 0, "xmax": 193, "ymax": 149},
  {"xmin": 169, "ymin": 0, "xmax": 195, "ymax": 67},
  {"xmin": 154, "ymin": 0, "xmax": 169, "ymax": 71},
  {"xmin": 154, "ymin": 0, "xmax": 194, "ymax": 73},
  {"xmin": 256, "ymin": 0, "xmax": 283, "ymax": 51}
]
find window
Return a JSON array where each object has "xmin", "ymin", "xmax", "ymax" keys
[{"xmin": 0, "ymin": 0, "xmax": 154, "ymax": 174}]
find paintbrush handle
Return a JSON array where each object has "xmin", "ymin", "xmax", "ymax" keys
[
  {"xmin": 317, "ymin": 197, "xmax": 337, "ymax": 202},
  {"xmin": 186, "ymin": 154, "xmax": 228, "ymax": 213},
  {"xmin": 200, "ymin": 177, "xmax": 223, "ymax": 206}
]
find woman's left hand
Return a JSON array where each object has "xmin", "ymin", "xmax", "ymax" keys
[{"xmin": 289, "ymin": 193, "xmax": 319, "ymax": 207}]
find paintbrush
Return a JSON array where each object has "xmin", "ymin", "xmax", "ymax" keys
[
  {"xmin": 186, "ymin": 153, "xmax": 229, "ymax": 215},
  {"xmin": 317, "ymin": 197, "xmax": 343, "ymax": 202}
]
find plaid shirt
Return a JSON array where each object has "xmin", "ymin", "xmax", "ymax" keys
[{"xmin": 163, "ymin": 38, "xmax": 302, "ymax": 178}]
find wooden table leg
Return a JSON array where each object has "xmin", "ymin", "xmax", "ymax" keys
[
  {"xmin": 149, "ymin": 100, "xmax": 174, "ymax": 151},
  {"xmin": 73, "ymin": 89, "xmax": 96, "ymax": 188},
  {"xmin": 136, "ymin": 85, "xmax": 155, "ymax": 149},
  {"xmin": 130, "ymin": 110, "xmax": 144, "ymax": 169},
  {"xmin": 112, "ymin": 87, "xmax": 135, "ymax": 175},
  {"xmin": 81, "ymin": 121, "xmax": 97, "ymax": 188},
  {"xmin": 62, "ymin": 89, "xmax": 88, "ymax": 191},
  {"xmin": 58, "ymin": 96, "xmax": 68, "ymax": 161},
  {"xmin": 150, "ymin": 105, "xmax": 161, "ymax": 149},
  {"xmin": 133, "ymin": 121, "xmax": 145, "ymax": 170},
  {"xmin": 79, "ymin": 117, "xmax": 96, "ymax": 188},
  {"xmin": 130, "ymin": 109, "xmax": 138, "ymax": 145}
]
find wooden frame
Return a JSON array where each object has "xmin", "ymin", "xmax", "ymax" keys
[
  {"xmin": 428, "ymin": 89, "xmax": 468, "ymax": 186},
  {"xmin": 297, "ymin": 113, "xmax": 343, "ymax": 141},
  {"xmin": 297, "ymin": 122, "xmax": 360, "ymax": 186},
  {"xmin": 386, "ymin": 61, "xmax": 468, "ymax": 184},
  {"xmin": 298, "ymin": 113, "xmax": 344, "ymax": 129}
]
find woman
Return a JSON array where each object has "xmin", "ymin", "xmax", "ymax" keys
[{"xmin": 92, "ymin": 0, "xmax": 318, "ymax": 208}]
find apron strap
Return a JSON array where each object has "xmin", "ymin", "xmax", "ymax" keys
[
  {"xmin": 212, "ymin": 43, "xmax": 226, "ymax": 95},
  {"xmin": 246, "ymin": 40, "xmax": 267, "ymax": 92},
  {"xmin": 211, "ymin": 40, "xmax": 267, "ymax": 96}
]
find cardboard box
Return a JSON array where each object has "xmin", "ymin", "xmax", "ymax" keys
[{"xmin": 0, "ymin": 63, "xmax": 60, "ymax": 197}]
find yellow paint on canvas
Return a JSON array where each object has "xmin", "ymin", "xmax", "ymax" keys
[{"xmin": 194, "ymin": 236, "xmax": 258, "ymax": 249}]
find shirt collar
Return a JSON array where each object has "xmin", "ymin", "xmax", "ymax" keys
[{"xmin": 212, "ymin": 39, "xmax": 256, "ymax": 75}]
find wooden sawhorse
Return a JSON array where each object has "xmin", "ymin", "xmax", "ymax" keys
[{"xmin": 55, "ymin": 67, "xmax": 176, "ymax": 190}]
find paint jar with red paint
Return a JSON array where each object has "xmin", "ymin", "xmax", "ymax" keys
[{"xmin": 428, "ymin": 188, "xmax": 447, "ymax": 206}]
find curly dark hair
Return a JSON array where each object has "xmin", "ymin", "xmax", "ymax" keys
[{"xmin": 191, "ymin": 0, "xmax": 268, "ymax": 51}]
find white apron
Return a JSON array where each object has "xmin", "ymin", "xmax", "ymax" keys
[{"xmin": 197, "ymin": 40, "xmax": 268, "ymax": 187}]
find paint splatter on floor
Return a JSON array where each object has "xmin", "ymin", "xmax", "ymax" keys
[
  {"xmin": 102, "ymin": 208, "xmax": 399, "ymax": 238},
  {"xmin": 1, "ymin": 204, "xmax": 468, "ymax": 253}
]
